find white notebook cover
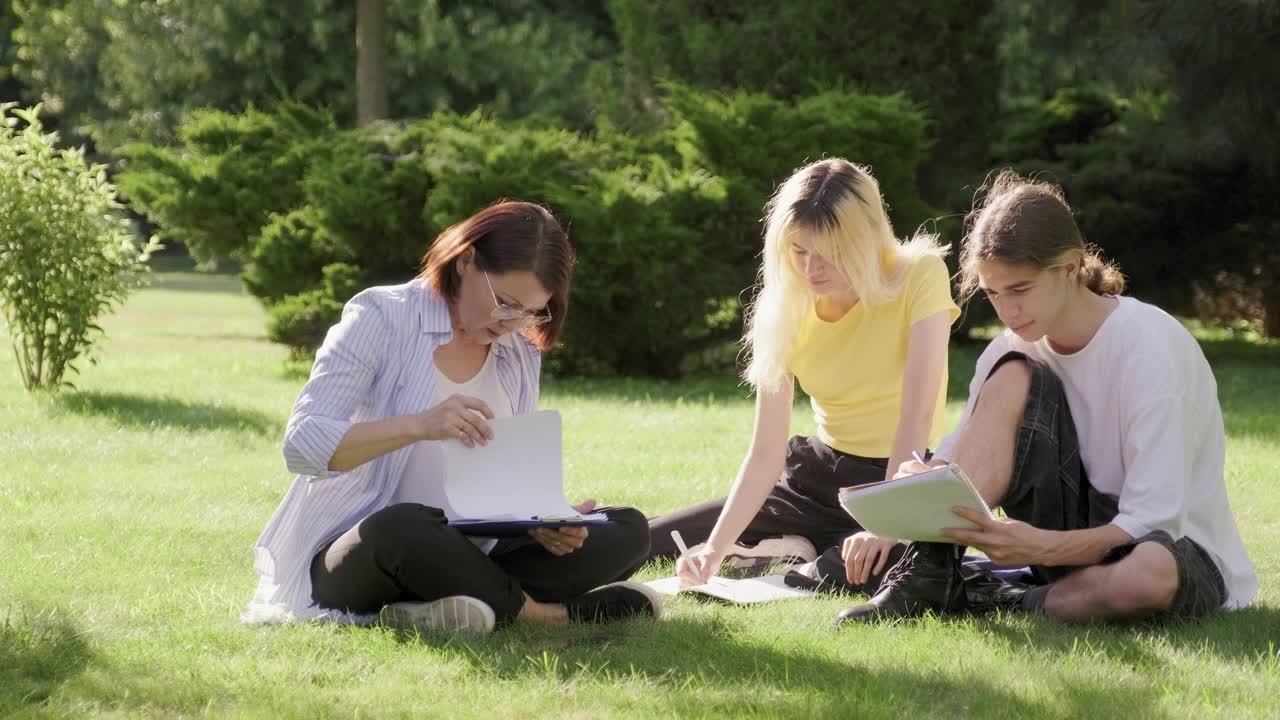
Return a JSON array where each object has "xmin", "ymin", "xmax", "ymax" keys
[
  {"xmin": 428, "ymin": 410, "xmax": 604, "ymax": 524},
  {"xmin": 837, "ymin": 464, "xmax": 993, "ymax": 543}
]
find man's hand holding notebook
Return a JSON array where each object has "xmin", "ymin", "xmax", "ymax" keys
[{"xmin": 837, "ymin": 463, "xmax": 993, "ymax": 543}]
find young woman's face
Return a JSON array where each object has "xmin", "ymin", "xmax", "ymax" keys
[
  {"xmin": 976, "ymin": 259, "xmax": 1074, "ymax": 342},
  {"xmin": 453, "ymin": 249, "xmax": 552, "ymax": 344},
  {"xmin": 788, "ymin": 232, "xmax": 851, "ymax": 294}
]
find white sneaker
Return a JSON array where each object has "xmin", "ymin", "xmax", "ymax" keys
[
  {"xmin": 380, "ymin": 595, "xmax": 496, "ymax": 635},
  {"xmin": 565, "ymin": 581, "xmax": 664, "ymax": 622},
  {"xmin": 692, "ymin": 535, "xmax": 818, "ymax": 573}
]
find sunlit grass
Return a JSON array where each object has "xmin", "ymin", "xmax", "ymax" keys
[{"xmin": 2, "ymin": 272, "xmax": 1277, "ymax": 718}]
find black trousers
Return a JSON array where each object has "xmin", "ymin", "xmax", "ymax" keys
[
  {"xmin": 646, "ymin": 435, "xmax": 888, "ymax": 561},
  {"xmin": 311, "ymin": 503, "xmax": 650, "ymax": 624}
]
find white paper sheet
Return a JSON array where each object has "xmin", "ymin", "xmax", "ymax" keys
[
  {"xmin": 409, "ymin": 409, "xmax": 597, "ymax": 522},
  {"xmin": 643, "ymin": 575, "xmax": 814, "ymax": 604}
]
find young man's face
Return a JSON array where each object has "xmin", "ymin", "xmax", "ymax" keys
[{"xmin": 976, "ymin": 260, "xmax": 1074, "ymax": 342}]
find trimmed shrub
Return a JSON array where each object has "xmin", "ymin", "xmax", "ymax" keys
[
  {"xmin": 241, "ymin": 206, "xmax": 355, "ymax": 304},
  {"xmin": 117, "ymin": 100, "xmax": 335, "ymax": 266},
  {"xmin": 128, "ymin": 86, "xmax": 936, "ymax": 372},
  {"xmin": 300, "ymin": 128, "xmax": 433, "ymax": 285},
  {"xmin": 266, "ymin": 263, "xmax": 363, "ymax": 358}
]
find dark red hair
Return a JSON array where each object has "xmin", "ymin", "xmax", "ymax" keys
[{"xmin": 418, "ymin": 200, "xmax": 574, "ymax": 350}]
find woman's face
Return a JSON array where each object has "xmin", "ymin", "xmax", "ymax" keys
[
  {"xmin": 788, "ymin": 231, "xmax": 852, "ymax": 295},
  {"xmin": 453, "ymin": 249, "xmax": 552, "ymax": 345}
]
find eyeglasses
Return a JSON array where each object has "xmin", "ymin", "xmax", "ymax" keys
[{"xmin": 483, "ymin": 271, "xmax": 552, "ymax": 329}]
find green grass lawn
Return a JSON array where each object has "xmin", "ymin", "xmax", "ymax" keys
[{"xmin": 2, "ymin": 272, "xmax": 1278, "ymax": 719}]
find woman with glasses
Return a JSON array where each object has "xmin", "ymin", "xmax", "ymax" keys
[
  {"xmin": 245, "ymin": 201, "xmax": 660, "ymax": 633},
  {"xmin": 650, "ymin": 159, "xmax": 960, "ymax": 595}
]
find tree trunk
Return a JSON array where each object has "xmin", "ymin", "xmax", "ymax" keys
[
  {"xmin": 356, "ymin": 0, "xmax": 388, "ymax": 127},
  {"xmin": 1263, "ymin": 277, "xmax": 1280, "ymax": 339}
]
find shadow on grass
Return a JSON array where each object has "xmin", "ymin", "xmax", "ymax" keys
[
  {"xmin": 1198, "ymin": 336, "xmax": 1280, "ymax": 369},
  {"xmin": 0, "ymin": 606, "xmax": 93, "ymax": 714},
  {"xmin": 375, "ymin": 616, "xmax": 1171, "ymax": 718},
  {"xmin": 153, "ymin": 331, "xmax": 269, "ymax": 344},
  {"xmin": 1214, "ymin": 360, "xmax": 1280, "ymax": 440},
  {"xmin": 543, "ymin": 375, "xmax": 754, "ymax": 404},
  {"xmin": 55, "ymin": 390, "xmax": 279, "ymax": 437},
  {"xmin": 979, "ymin": 603, "xmax": 1280, "ymax": 668}
]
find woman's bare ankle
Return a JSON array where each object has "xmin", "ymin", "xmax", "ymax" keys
[{"xmin": 516, "ymin": 593, "xmax": 568, "ymax": 625}]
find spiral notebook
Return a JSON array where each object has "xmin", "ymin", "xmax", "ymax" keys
[{"xmin": 837, "ymin": 464, "xmax": 992, "ymax": 543}]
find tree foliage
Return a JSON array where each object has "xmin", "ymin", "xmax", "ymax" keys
[{"xmin": 10, "ymin": 0, "xmax": 616, "ymax": 152}]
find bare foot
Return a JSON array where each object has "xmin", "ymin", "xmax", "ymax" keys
[{"xmin": 516, "ymin": 592, "xmax": 569, "ymax": 626}]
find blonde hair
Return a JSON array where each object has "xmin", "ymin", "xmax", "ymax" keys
[
  {"xmin": 742, "ymin": 158, "xmax": 948, "ymax": 391},
  {"xmin": 958, "ymin": 170, "xmax": 1125, "ymax": 306}
]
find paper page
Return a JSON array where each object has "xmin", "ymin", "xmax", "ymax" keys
[
  {"xmin": 436, "ymin": 410, "xmax": 582, "ymax": 520},
  {"xmin": 642, "ymin": 575, "xmax": 814, "ymax": 604},
  {"xmin": 643, "ymin": 576, "xmax": 684, "ymax": 596}
]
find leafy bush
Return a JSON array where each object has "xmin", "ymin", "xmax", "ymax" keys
[
  {"xmin": 241, "ymin": 207, "xmax": 355, "ymax": 304},
  {"xmin": 0, "ymin": 104, "xmax": 160, "ymax": 391},
  {"xmin": 404, "ymin": 112, "xmax": 737, "ymax": 376},
  {"xmin": 606, "ymin": 1, "xmax": 998, "ymax": 192},
  {"xmin": 555, "ymin": 156, "xmax": 731, "ymax": 376},
  {"xmin": 663, "ymin": 83, "xmax": 936, "ymax": 251},
  {"xmin": 128, "ymin": 86, "xmax": 937, "ymax": 373},
  {"xmin": 266, "ymin": 263, "xmax": 363, "ymax": 358},
  {"xmin": 117, "ymin": 100, "xmax": 335, "ymax": 266},
  {"xmin": 989, "ymin": 87, "xmax": 1260, "ymax": 318},
  {"xmin": 301, "ymin": 128, "xmax": 433, "ymax": 286}
]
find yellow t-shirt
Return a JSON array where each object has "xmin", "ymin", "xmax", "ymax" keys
[{"xmin": 788, "ymin": 253, "xmax": 960, "ymax": 457}]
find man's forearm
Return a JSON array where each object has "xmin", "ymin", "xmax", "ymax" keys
[{"xmin": 1038, "ymin": 523, "xmax": 1133, "ymax": 567}]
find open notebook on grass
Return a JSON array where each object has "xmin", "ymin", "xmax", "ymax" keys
[
  {"xmin": 643, "ymin": 575, "xmax": 814, "ymax": 604},
  {"xmin": 405, "ymin": 410, "xmax": 610, "ymax": 536},
  {"xmin": 838, "ymin": 463, "xmax": 993, "ymax": 543}
]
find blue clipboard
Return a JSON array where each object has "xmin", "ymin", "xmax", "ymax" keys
[{"xmin": 449, "ymin": 516, "xmax": 616, "ymax": 537}]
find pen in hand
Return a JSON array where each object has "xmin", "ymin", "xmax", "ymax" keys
[
  {"xmin": 671, "ymin": 530, "xmax": 705, "ymax": 587},
  {"xmin": 672, "ymin": 529, "xmax": 690, "ymax": 557}
]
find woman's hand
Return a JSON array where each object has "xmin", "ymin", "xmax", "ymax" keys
[
  {"xmin": 529, "ymin": 500, "xmax": 597, "ymax": 556},
  {"xmin": 677, "ymin": 545, "xmax": 724, "ymax": 588},
  {"xmin": 842, "ymin": 531, "xmax": 900, "ymax": 585},
  {"xmin": 414, "ymin": 394, "xmax": 495, "ymax": 447},
  {"xmin": 893, "ymin": 457, "xmax": 946, "ymax": 479}
]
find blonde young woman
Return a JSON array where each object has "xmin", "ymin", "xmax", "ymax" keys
[{"xmin": 647, "ymin": 158, "xmax": 960, "ymax": 592}]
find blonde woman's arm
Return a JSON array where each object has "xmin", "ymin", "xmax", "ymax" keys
[
  {"xmin": 886, "ymin": 309, "xmax": 953, "ymax": 481},
  {"xmin": 677, "ymin": 381, "xmax": 793, "ymax": 586}
]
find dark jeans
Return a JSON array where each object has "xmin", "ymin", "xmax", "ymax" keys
[
  {"xmin": 647, "ymin": 435, "xmax": 887, "ymax": 561},
  {"xmin": 311, "ymin": 503, "xmax": 651, "ymax": 625},
  {"xmin": 987, "ymin": 351, "xmax": 1227, "ymax": 619}
]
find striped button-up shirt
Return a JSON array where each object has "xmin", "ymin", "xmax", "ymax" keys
[{"xmin": 244, "ymin": 280, "xmax": 541, "ymax": 622}]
